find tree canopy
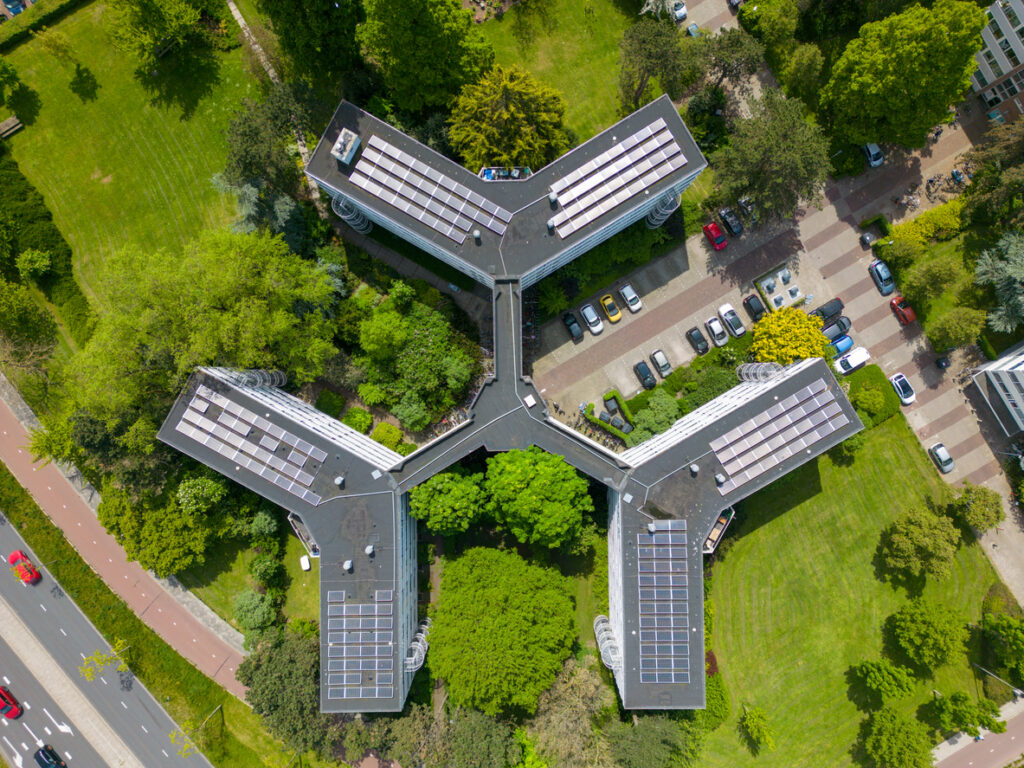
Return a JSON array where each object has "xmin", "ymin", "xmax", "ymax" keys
[
  {"xmin": 408, "ymin": 471, "xmax": 486, "ymax": 536},
  {"xmin": 358, "ymin": 0, "xmax": 493, "ymax": 112},
  {"xmin": 821, "ymin": 0, "xmax": 987, "ymax": 147},
  {"xmin": 485, "ymin": 447, "xmax": 594, "ymax": 548},
  {"xmin": 619, "ymin": 19, "xmax": 684, "ymax": 111},
  {"xmin": 963, "ymin": 120, "xmax": 1024, "ymax": 228},
  {"xmin": 711, "ymin": 89, "xmax": 830, "ymax": 221},
  {"xmin": 864, "ymin": 705, "xmax": 933, "ymax": 768},
  {"xmin": 950, "ymin": 482, "xmax": 1005, "ymax": 532},
  {"xmin": 0, "ymin": 278, "xmax": 57, "ymax": 374},
  {"xmin": 449, "ymin": 66, "xmax": 571, "ymax": 172},
  {"xmin": 0, "ymin": 57, "xmax": 18, "ymax": 103},
  {"xmin": 853, "ymin": 659, "xmax": 914, "ymax": 704},
  {"xmin": 751, "ymin": 306, "xmax": 829, "ymax": 365},
  {"xmin": 933, "ymin": 691, "xmax": 1005, "ymax": 738},
  {"xmin": 879, "ymin": 507, "xmax": 960, "ymax": 580},
  {"xmin": 982, "ymin": 612, "xmax": 1024, "ymax": 677},
  {"xmin": 929, "ymin": 307, "xmax": 987, "ymax": 351},
  {"xmin": 891, "ymin": 598, "xmax": 968, "ymax": 669},
  {"xmin": 739, "ymin": 706, "xmax": 776, "ymax": 754},
  {"xmin": 693, "ymin": 27, "xmax": 764, "ymax": 90},
  {"xmin": 255, "ymin": 0, "xmax": 363, "ymax": 79},
  {"xmin": 976, "ymin": 232, "xmax": 1024, "ymax": 334},
  {"xmin": 108, "ymin": 0, "xmax": 204, "ymax": 67},
  {"xmin": 430, "ymin": 547, "xmax": 574, "ymax": 715}
]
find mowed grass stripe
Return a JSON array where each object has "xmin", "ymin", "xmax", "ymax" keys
[{"xmin": 703, "ymin": 418, "xmax": 997, "ymax": 767}]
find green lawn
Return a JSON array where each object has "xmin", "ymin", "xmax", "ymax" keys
[
  {"xmin": 3, "ymin": 2, "xmax": 255, "ymax": 309},
  {"xmin": 478, "ymin": 0, "xmax": 638, "ymax": 141},
  {"xmin": 703, "ymin": 417, "xmax": 999, "ymax": 767}
]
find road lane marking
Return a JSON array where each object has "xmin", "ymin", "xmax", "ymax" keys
[
  {"xmin": 22, "ymin": 722, "xmax": 41, "ymax": 746},
  {"xmin": 140, "ymin": 725, "xmax": 147, "ymax": 733},
  {"xmin": 59, "ymin": 628, "xmax": 66, "ymax": 637},
  {"xmin": 39, "ymin": 605, "xmax": 45, "ymax": 613},
  {"xmin": 1, "ymin": 735, "xmax": 20, "ymax": 768},
  {"xmin": 43, "ymin": 727, "xmax": 50, "ymax": 736},
  {"xmin": 43, "ymin": 708, "xmax": 72, "ymax": 735}
]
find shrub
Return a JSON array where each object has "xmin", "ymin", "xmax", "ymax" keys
[
  {"xmin": 370, "ymin": 422, "xmax": 403, "ymax": 451},
  {"xmin": 249, "ymin": 554, "xmax": 286, "ymax": 589},
  {"xmin": 846, "ymin": 365, "xmax": 900, "ymax": 427},
  {"xmin": 341, "ymin": 406, "xmax": 373, "ymax": 434},
  {"xmin": 890, "ymin": 197, "xmax": 966, "ymax": 246},
  {"xmin": 701, "ymin": 674, "xmax": 731, "ymax": 731},
  {"xmin": 314, "ymin": 389, "xmax": 345, "ymax": 418},
  {"xmin": 396, "ymin": 441, "xmax": 417, "ymax": 456},
  {"xmin": 234, "ymin": 588, "xmax": 278, "ymax": 633},
  {"xmin": 249, "ymin": 509, "xmax": 278, "ymax": 539}
]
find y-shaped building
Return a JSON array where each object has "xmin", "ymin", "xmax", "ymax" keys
[{"xmin": 157, "ymin": 96, "xmax": 862, "ymax": 714}]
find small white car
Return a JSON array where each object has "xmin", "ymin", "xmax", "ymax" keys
[
  {"xmin": 929, "ymin": 442, "xmax": 955, "ymax": 474},
  {"xmin": 889, "ymin": 372, "xmax": 916, "ymax": 405},
  {"xmin": 618, "ymin": 283, "xmax": 643, "ymax": 313},
  {"xmin": 580, "ymin": 303, "xmax": 604, "ymax": 335},
  {"xmin": 705, "ymin": 316, "xmax": 728, "ymax": 347},
  {"xmin": 833, "ymin": 346, "xmax": 870, "ymax": 375},
  {"xmin": 863, "ymin": 143, "xmax": 884, "ymax": 168},
  {"xmin": 717, "ymin": 303, "xmax": 746, "ymax": 337},
  {"xmin": 672, "ymin": 1, "xmax": 687, "ymax": 21}
]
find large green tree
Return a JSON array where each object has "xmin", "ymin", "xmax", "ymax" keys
[
  {"xmin": 528, "ymin": 659, "xmax": 616, "ymax": 768},
  {"xmin": 853, "ymin": 659, "xmax": 915, "ymax": 704},
  {"xmin": 891, "ymin": 598, "xmax": 968, "ymax": 669},
  {"xmin": 933, "ymin": 691, "xmax": 1005, "ymax": 738},
  {"xmin": 693, "ymin": 27, "xmax": 764, "ymax": 90},
  {"xmin": 982, "ymin": 612, "xmax": 1024, "ymax": 677},
  {"xmin": 237, "ymin": 628, "xmax": 344, "ymax": 756},
  {"xmin": 711, "ymin": 89, "xmax": 830, "ymax": 221},
  {"xmin": 0, "ymin": 278, "xmax": 57, "ymax": 374},
  {"xmin": 820, "ymin": 0, "xmax": 986, "ymax": 147},
  {"xmin": 618, "ymin": 19, "xmax": 684, "ymax": 111},
  {"xmin": 950, "ymin": 482, "xmax": 1005, "ymax": 532},
  {"xmin": 751, "ymin": 306, "xmax": 829, "ymax": 365},
  {"xmin": 864, "ymin": 706, "xmax": 933, "ymax": 768},
  {"xmin": 604, "ymin": 715, "xmax": 685, "ymax": 768},
  {"xmin": 976, "ymin": 232, "xmax": 1024, "ymax": 334},
  {"xmin": 449, "ymin": 66, "xmax": 570, "ymax": 172},
  {"xmin": 0, "ymin": 57, "xmax": 18, "ymax": 103},
  {"xmin": 879, "ymin": 507, "xmax": 959, "ymax": 580},
  {"xmin": 485, "ymin": 447, "xmax": 594, "ymax": 548},
  {"xmin": 408, "ymin": 471, "xmax": 486, "ymax": 536},
  {"xmin": 929, "ymin": 307, "xmax": 987, "ymax": 351},
  {"xmin": 903, "ymin": 253, "xmax": 967, "ymax": 306},
  {"xmin": 255, "ymin": 0, "xmax": 362, "ymax": 79},
  {"xmin": 358, "ymin": 0, "xmax": 493, "ymax": 112},
  {"xmin": 108, "ymin": 0, "xmax": 204, "ymax": 67},
  {"xmin": 963, "ymin": 120, "xmax": 1024, "ymax": 228},
  {"xmin": 430, "ymin": 547, "xmax": 574, "ymax": 715}
]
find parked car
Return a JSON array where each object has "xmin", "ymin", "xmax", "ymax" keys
[
  {"xmin": 600, "ymin": 293, "xmax": 622, "ymax": 323},
  {"xmin": 929, "ymin": 442, "xmax": 955, "ymax": 474},
  {"xmin": 862, "ymin": 143, "xmax": 884, "ymax": 168},
  {"xmin": 650, "ymin": 349, "xmax": 672, "ymax": 377},
  {"xmin": 687, "ymin": 22, "xmax": 701, "ymax": 36},
  {"xmin": 890, "ymin": 295, "xmax": 917, "ymax": 325},
  {"xmin": 719, "ymin": 207, "xmax": 743, "ymax": 237},
  {"xmin": 868, "ymin": 259, "xmax": 896, "ymax": 295},
  {"xmin": 728, "ymin": 0, "xmax": 743, "ymax": 9},
  {"xmin": 686, "ymin": 326, "xmax": 710, "ymax": 355},
  {"xmin": 3, "ymin": 0, "xmax": 23, "ymax": 15},
  {"xmin": 718, "ymin": 303, "xmax": 746, "ymax": 337},
  {"xmin": 634, "ymin": 361, "xmax": 657, "ymax": 390},
  {"xmin": 672, "ymin": 1, "xmax": 687, "ymax": 20},
  {"xmin": 889, "ymin": 373, "xmax": 916, "ymax": 405},
  {"xmin": 828, "ymin": 335, "xmax": 854, "ymax": 356},
  {"xmin": 34, "ymin": 745, "xmax": 67, "ymax": 768},
  {"xmin": 833, "ymin": 346, "xmax": 870, "ymax": 375},
  {"xmin": 562, "ymin": 312, "xmax": 583, "ymax": 342},
  {"xmin": 703, "ymin": 221, "xmax": 727, "ymax": 251},
  {"xmin": 0, "ymin": 687, "xmax": 21, "ymax": 719},
  {"xmin": 742, "ymin": 294, "xmax": 766, "ymax": 322},
  {"xmin": 618, "ymin": 282, "xmax": 643, "ymax": 313},
  {"xmin": 821, "ymin": 316, "xmax": 852, "ymax": 341},
  {"xmin": 705, "ymin": 316, "xmax": 728, "ymax": 347},
  {"xmin": 810, "ymin": 297, "xmax": 844, "ymax": 323},
  {"xmin": 9, "ymin": 550, "xmax": 40, "ymax": 585},
  {"xmin": 860, "ymin": 232, "xmax": 875, "ymax": 248},
  {"xmin": 580, "ymin": 303, "xmax": 604, "ymax": 335}
]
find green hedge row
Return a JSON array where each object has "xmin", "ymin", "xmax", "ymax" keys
[
  {"xmin": 859, "ymin": 213, "xmax": 892, "ymax": 236},
  {"xmin": 583, "ymin": 388, "xmax": 634, "ymax": 442},
  {"xmin": 0, "ymin": 0, "xmax": 91, "ymax": 52}
]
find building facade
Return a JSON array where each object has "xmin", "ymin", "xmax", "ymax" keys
[
  {"xmin": 971, "ymin": 0, "xmax": 1024, "ymax": 123},
  {"xmin": 972, "ymin": 342, "xmax": 1024, "ymax": 437}
]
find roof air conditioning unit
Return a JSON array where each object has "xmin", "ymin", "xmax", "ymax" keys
[
  {"xmin": 714, "ymin": 473, "xmax": 726, "ymax": 486},
  {"xmin": 330, "ymin": 128, "xmax": 360, "ymax": 165},
  {"xmin": 365, "ymin": 544, "xmax": 375, "ymax": 556}
]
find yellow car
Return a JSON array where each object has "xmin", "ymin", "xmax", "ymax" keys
[{"xmin": 600, "ymin": 294, "xmax": 622, "ymax": 323}]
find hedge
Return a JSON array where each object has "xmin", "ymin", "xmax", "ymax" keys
[
  {"xmin": 889, "ymin": 198, "xmax": 966, "ymax": 247},
  {"xmin": 859, "ymin": 213, "xmax": 892, "ymax": 236},
  {"xmin": 341, "ymin": 406, "xmax": 373, "ymax": 434},
  {"xmin": 0, "ymin": 0, "xmax": 91, "ymax": 52},
  {"xmin": 846, "ymin": 364, "xmax": 900, "ymax": 428}
]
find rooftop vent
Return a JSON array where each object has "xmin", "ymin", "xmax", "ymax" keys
[
  {"xmin": 330, "ymin": 128, "xmax": 360, "ymax": 165},
  {"xmin": 473, "ymin": 229, "xmax": 482, "ymax": 244},
  {"xmin": 546, "ymin": 219, "xmax": 555, "ymax": 233},
  {"xmin": 334, "ymin": 476, "xmax": 345, "ymax": 489},
  {"xmin": 364, "ymin": 544, "xmax": 375, "ymax": 556},
  {"xmin": 689, "ymin": 463, "xmax": 699, "ymax": 476},
  {"xmin": 647, "ymin": 522, "xmax": 657, "ymax": 534},
  {"xmin": 548, "ymin": 191, "xmax": 558, "ymax": 206},
  {"xmin": 714, "ymin": 473, "xmax": 726, "ymax": 486},
  {"xmin": 342, "ymin": 559, "xmax": 353, "ymax": 571}
]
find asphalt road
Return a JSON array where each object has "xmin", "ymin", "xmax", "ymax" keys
[{"xmin": 0, "ymin": 510, "xmax": 212, "ymax": 768}]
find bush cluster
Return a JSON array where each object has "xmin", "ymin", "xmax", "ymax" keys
[
  {"xmin": 889, "ymin": 198, "xmax": 966, "ymax": 247},
  {"xmin": 845, "ymin": 364, "xmax": 900, "ymax": 428},
  {"xmin": 341, "ymin": 406, "xmax": 373, "ymax": 434},
  {"xmin": 314, "ymin": 389, "xmax": 345, "ymax": 418}
]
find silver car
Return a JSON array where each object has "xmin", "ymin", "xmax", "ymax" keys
[
  {"xmin": 619, "ymin": 283, "xmax": 643, "ymax": 313},
  {"xmin": 580, "ymin": 303, "xmax": 604, "ymax": 335},
  {"xmin": 929, "ymin": 442, "xmax": 954, "ymax": 474},
  {"xmin": 705, "ymin": 316, "xmax": 728, "ymax": 347},
  {"xmin": 889, "ymin": 373, "xmax": 915, "ymax": 405},
  {"xmin": 650, "ymin": 349, "xmax": 672, "ymax": 377}
]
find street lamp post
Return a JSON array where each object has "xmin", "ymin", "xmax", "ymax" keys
[{"xmin": 972, "ymin": 662, "xmax": 1024, "ymax": 699}]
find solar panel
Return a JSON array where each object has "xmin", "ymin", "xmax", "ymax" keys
[{"xmin": 636, "ymin": 519, "xmax": 690, "ymax": 688}]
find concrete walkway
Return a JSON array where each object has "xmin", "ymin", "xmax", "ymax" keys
[{"xmin": 0, "ymin": 374, "xmax": 247, "ymax": 699}]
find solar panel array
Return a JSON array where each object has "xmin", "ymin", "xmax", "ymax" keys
[
  {"xmin": 325, "ymin": 589, "xmax": 396, "ymax": 700},
  {"xmin": 637, "ymin": 519, "xmax": 690, "ymax": 686},
  {"xmin": 174, "ymin": 385, "xmax": 326, "ymax": 506},
  {"xmin": 549, "ymin": 118, "xmax": 686, "ymax": 239},
  {"xmin": 351, "ymin": 135, "xmax": 512, "ymax": 244},
  {"xmin": 710, "ymin": 377, "xmax": 850, "ymax": 496}
]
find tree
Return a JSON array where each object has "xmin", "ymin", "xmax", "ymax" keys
[
  {"xmin": 449, "ymin": 66, "xmax": 570, "ymax": 172},
  {"xmin": 740, "ymin": 706, "xmax": 776, "ymax": 753},
  {"xmin": 618, "ymin": 19, "xmax": 684, "ymax": 111},
  {"xmin": 33, "ymin": 27, "xmax": 77, "ymax": 65},
  {"xmin": 604, "ymin": 715, "xmax": 684, "ymax": 768},
  {"xmin": 879, "ymin": 507, "xmax": 960, "ymax": 580},
  {"xmin": 485, "ymin": 447, "xmax": 594, "ymax": 548},
  {"xmin": 434, "ymin": 708, "xmax": 522, "ymax": 768},
  {"xmin": 0, "ymin": 57, "xmax": 18, "ymax": 102},
  {"xmin": 963, "ymin": 120, "xmax": 1024, "ymax": 228},
  {"xmin": 255, "ymin": 0, "xmax": 362, "ymax": 79},
  {"xmin": 633, "ymin": 387, "xmax": 681, "ymax": 436},
  {"xmin": 821, "ymin": 0, "xmax": 987, "ymax": 147},
  {"xmin": 950, "ymin": 482, "xmax": 1005, "ymax": 532},
  {"xmin": 409, "ymin": 472, "xmax": 486, "ymax": 536},
  {"xmin": 237, "ymin": 628, "xmax": 344, "ymax": 756},
  {"xmin": 903, "ymin": 254, "xmax": 966, "ymax": 306},
  {"xmin": 782, "ymin": 43, "xmax": 825, "ymax": 109},
  {"xmin": 108, "ymin": 0, "xmax": 203, "ymax": 67},
  {"xmin": 528, "ymin": 659, "xmax": 616, "ymax": 768},
  {"xmin": 976, "ymin": 232, "xmax": 1024, "ymax": 333},
  {"xmin": 358, "ymin": 0, "xmax": 493, "ymax": 113},
  {"xmin": 15, "ymin": 248, "xmax": 50, "ymax": 280},
  {"xmin": 853, "ymin": 659, "xmax": 914, "ymax": 703},
  {"xmin": 693, "ymin": 27, "xmax": 764, "ymax": 90},
  {"xmin": 711, "ymin": 89, "xmax": 830, "ymax": 221},
  {"xmin": 891, "ymin": 598, "xmax": 968, "ymax": 669},
  {"xmin": 0, "ymin": 279, "xmax": 57, "ymax": 374},
  {"xmin": 881, "ymin": 238, "xmax": 926, "ymax": 272},
  {"xmin": 929, "ymin": 307, "xmax": 987, "ymax": 351},
  {"xmin": 175, "ymin": 475, "xmax": 228, "ymax": 516},
  {"xmin": 864, "ymin": 706, "xmax": 933, "ymax": 768},
  {"xmin": 430, "ymin": 547, "xmax": 574, "ymax": 715},
  {"xmin": 982, "ymin": 612, "xmax": 1024, "ymax": 676},
  {"xmin": 233, "ymin": 588, "xmax": 278, "ymax": 633},
  {"xmin": 740, "ymin": 0, "xmax": 799, "ymax": 49},
  {"xmin": 79, "ymin": 638, "xmax": 131, "ymax": 681},
  {"xmin": 751, "ymin": 306, "xmax": 829, "ymax": 365},
  {"xmin": 933, "ymin": 691, "xmax": 1005, "ymax": 737}
]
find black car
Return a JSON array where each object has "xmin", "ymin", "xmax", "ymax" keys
[
  {"xmin": 821, "ymin": 316, "xmax": 852, "ymax": 341},
  {"xmin": 685, "ymin": 326, "xmax": 709, "ymax": 355},
  {"xmin": 634, "ymin": 361, "xmax": 657, "ymax": 389},
  {"xmin": 810, "ymin": 297, "xmax": 844, "ymax": 322},
  {"xmin": 742, "ymin": 294, "xmax": 766, "ymax": 322},
  {"xmin": 562, "ymin": 312, "xmax": 583, "ymax": 342},
  {"xmin": 34, "ymin": 745, "xmax": 67, "ymax": 768},
  {"xmin": 719, "ymin": 207, "xmax": 743, "ymax": 237}
]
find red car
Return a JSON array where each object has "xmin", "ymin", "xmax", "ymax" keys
[
  {"xmin": 10, "ymin": 550, "xmax": 40, "ymax": 585},
  {"xmin": 0, "ymin": 686, "xmax": 22, "ymax": 719},
  {"xmin": 890, "ymin": 296, "xmax": 917, "ymax": 325},
  {"xmin": 702, "ymin": 221, "xmax": 728, "ymax": 251}
]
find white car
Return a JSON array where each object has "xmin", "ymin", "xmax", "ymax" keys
[
  {"xmin": 717, "ymin": 303, "xmax": 746, "ymax": 337},
  {"xmin": 833, "ymin": 346, "xmax": 870, "ymax": 375},
  {"xmin": 705, "ymin": 316, "xmax": 728, "ymax": 347},
  {"xmin": 863, "ymin": 143, "xmax": 884, "ymax": 168},
  {"xmin": 929, "ymin": 442, "xmax": 955, "ymax": 474},
  {"xmin": 618, "ymin": 283, "xmax": 643, "ymax": 313},
  {"xmin": 580, "ymin": 303, "xmax": 604, "ymax": 335},
  {"xmin": 889, "ymin": 372, "xmax": 916, "ymax": 405},
  {"xmin": 672, "ymin": 1, "xmax": 687, "ymax": 21}
]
